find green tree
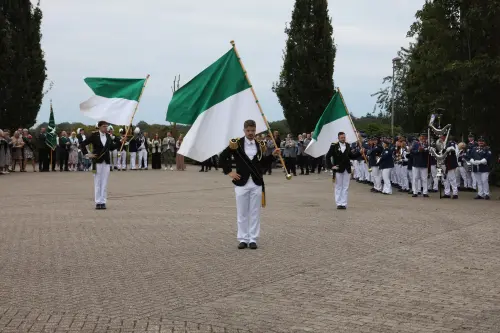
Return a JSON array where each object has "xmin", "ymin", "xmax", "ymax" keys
[
  {"xmin": 0, "ymin": 0, "xmax": 47, "ymax": 131},
  {"xmin": 273, "ymin": 0, "xmax": 336, "ymax": 134}
]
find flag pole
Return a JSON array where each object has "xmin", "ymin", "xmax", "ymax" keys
[
  {"xmin": 118, "ymin": 74, "xmax": 150, "ymax": 157},
  {"xmin": 230, "ymin": 40, "xmax": 291, "ymax": 180},
  {"xmin": 337, "ymin": 88, "xmax": 370, "ymax": 169}
]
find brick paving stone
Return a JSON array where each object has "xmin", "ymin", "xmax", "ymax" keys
[{"xmin": 1, "ymin": 169, "xmax": 499, "ymax": 332}]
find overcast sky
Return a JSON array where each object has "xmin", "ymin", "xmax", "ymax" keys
[{"xmin": 35, "ymin": 0, "xmax": 424, "ymax": 126}]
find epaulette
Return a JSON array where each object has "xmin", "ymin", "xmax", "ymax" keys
[{"xmin": 229, "ymin": 138, "xmax": 239, "ymax": 150}]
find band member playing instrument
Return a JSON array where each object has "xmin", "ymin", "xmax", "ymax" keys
[
  {"xmin": 466, "ymin": 133, "xmax": 478, "ymax": 190},
  {"xmin": 325, "ymin": 131, "xmax": 364, "ymax": 209},
  {"xmin": 469, "ymin": 136, "xmax": 491, "ymax": 200},
  {"xmin": 411, "ymin": 132, "xmax": 430, "ymax": 197},
  {"xmin": 219, "ymin": 120, "xmax": 280, "ymax": 250},
  {"xmin": 81, "ymin": 121, "xmax": 124, "ymax": 209}
]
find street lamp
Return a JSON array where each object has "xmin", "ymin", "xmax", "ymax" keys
[{"xmin": 391, "ymin": 57, "xmax": 402, "ymax": 137}]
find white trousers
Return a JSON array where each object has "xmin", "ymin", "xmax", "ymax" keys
[
  {"xmin": 474, "ymin": 172, "xmax": 490, "ymax": 197},
  {"xmin": 138, "ymin": 150, "xmax": 148, "ymax": 169},
  {"xmin": 94, "ymin": 162, "xmax": 110, "ymax": 204},
  {"xmin": 130, "ymin": 152, "xmax": 137, "ymax": 170},
  {"xmin": 458, "ymin": 167, "xmax": 469, "ymax": 188},
  {"xmin": 352, "ymin": 160, "xmax": 359, "ymax": 179},
  {"xmin": 444, "ymin": 168, "xmax": 458, "ymax": 196},
  {"xmin": 412, "ymin": 167, "xmax": 428, "ymax": 194},
  {"xmin": 110, "ymin": 150, "xmax": 118, "ymax": 169},
  {"xmin": 371, "ymin": 166, "xmax": 382, "ymax": 191},
  {"xmin": 334, "ymin": 171, "xmax": 351, "ymax": 206},
  {"xmin": 118, "ymin": 152, "xmax": 127, "ymax": 170},
  {"xmin": 428, "ymin": 165, "xmax": 438, "ymax": 190},
  {"xmin": 358, "ymin": 161, "xmax": 368, "ymax": 181},
  {"xmin": 382, "ymin": 168, "xmax": 392, "ymax": 194},
  {"xmin": 235, "ymin": 178, "xmax": 262, "ymax": 243},
  {"xmin": 400, "ymin": 168, "xmax": 409, "ymax": 190}
]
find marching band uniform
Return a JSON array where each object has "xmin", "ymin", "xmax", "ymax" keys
[
  {"xmin": 367, "ymin": 137, "xmax": 382, "ymax": 193},
  {"xmin": 219, "ymin": 135, "xmax": 270, "ymax": 249},
  {"xmin": 443, "ymin": 141, "xmax": 459, "ymax": 199},
  {"xmin": 469, "ymin": 137, "xmax": 491, "ymax": 200},
  {"xmin": 379, "ymin": 142, "xmax": 394, "ymax": 195},
  {"xmin": 108, "ymin": 126, "xmax": 118, "ymax": 171},
  {"xmin": 411, "ymin": 134, "xmax": 430, "ymax": 197},
  {"xmin": 457, "ymin": 143, "xmax": 470, "ymax": 189},
  {"xmin": 128, "ymin": 133, "xmax": 139, "ymax": 170},
  {"xmin": 400, "ymin": 144, "xmax": 410, "ymax": 192},
  {"xmin": 428, "ymin": 156, "xmax": 438, "ymax": 192},
  {"xmin": 466, "ymin": 135, "xmax": 478, "ymax": 190},
  {"xmin": 117, "ymin": 128, "xmax": 128, "ymax": 170},
  {"xmin": 81, "ymin": 121, "xmax": 121, "ymax": 209},
  {"xmin": 325, "ymin": 140, "xmax": 362, "ymax": 209}
]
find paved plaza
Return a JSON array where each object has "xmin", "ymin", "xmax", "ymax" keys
[{"xmin": 1, "ymin": 168, "xmax": 499, "ymax": 333}]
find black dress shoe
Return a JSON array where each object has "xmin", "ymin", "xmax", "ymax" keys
[
  {"xmin": 95, "ymin": 204, "xmax": 101, "ymax": 210},
  {"xmin": 474, "ymin": 195, "xmax": 483, "ymax": 200},
  {"xmin": 443, "ymin": 195, "xmax": 451, "ymax": 198},
  {"xmin": 238, "ymin": 242, "xmax": 248, "ymax": 249},
  {"xmin": 249, "ymin": 242, "xmax": 258, "ymax": 250},
  {"xmin": 337, "ymin": 206, "xmax": 342, "ymax": 209},
  {"xmin": 423, "ymin": 194, "xmax": 429, "ymax": 198},
  {"xmin": 485, "ymin": 195, "xmax": 490, "ymax": 200},
  {"xmin": 452, "ymin": 195, "xmax": 458, "ymax": 199},
  {"xmin": 412, "ymin": 194, "xmax": 418, "ymax": 197},
  {"xmin": 101, "ymin": 204, "xmax": 106, "ymax": 209}
]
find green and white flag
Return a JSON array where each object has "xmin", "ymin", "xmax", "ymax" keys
[
  {"xmin": 166, "ymin": 48, "xmax": 266, "ymax": 162},
  {"xmin": 80, "ymin": 77, "xmax": 146, "ymax": 125},
  {"xmin": 46, "ymin": 101, "xmax": 57, "ymax": 150},
  {"xmin": 305, "ymin": 90, "xmax": 357, "ymax": 158}
]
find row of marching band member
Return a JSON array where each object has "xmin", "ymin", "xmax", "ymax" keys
[
  {"xmin": 77, "ymin": 125, "xmax": 184, "ymax": 172},
  {"xmin": 350, "ymin": 132, "xmax": 492, "ymax": 200}
]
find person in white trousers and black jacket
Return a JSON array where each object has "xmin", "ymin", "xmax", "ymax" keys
[
  {"xmin": 326, "ymin": 131, "xmax": 364, "ymax": 210},
  {"xmin": 219, "ymin": 120, "xmax": 280, "ymax": 250},
  {"xmin": 81, "ymin": 121, "xmax": 124, "ymax": 209}
]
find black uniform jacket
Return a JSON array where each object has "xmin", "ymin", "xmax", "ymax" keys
[
  {"xmin": 81, "ymin": 131, "xmax": 120, "ymax": 164},
  {"xmin": 326, "ymin": 142, "xmax": 361, "ymax": 174},
  {"xmin": 219, "ymin": 137, "xmax": 265, "ymax": 187}
]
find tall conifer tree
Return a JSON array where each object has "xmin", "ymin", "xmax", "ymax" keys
[{"xmin": 273, "ymin": 0, "xmax": 336, "ymax": 134}]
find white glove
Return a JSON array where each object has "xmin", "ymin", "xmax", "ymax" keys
[
  {"xmin": 480, "ymin": 158, "xmax": 487, "ymax": 165},
  {"xmin": 469, "ymin": 158, "xmax": 474, "ymax": 164},
  {"xmin": 332, "ymin": 165, "xmax": 339, "ymax": 170},
  {"xmin": 446, "ymin": 147, "xmax": 454, "ymax": 152},
  {"xmin": 472, "ymin": 160, "xmax": 480, "ymax": 165},
  {"xmin": 125, "ymin": 142, "xmax": 129, "ymax": 146}
]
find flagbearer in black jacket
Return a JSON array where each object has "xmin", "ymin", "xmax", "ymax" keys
[
  {"xmin": 219, "ymin": 119, "xmax": 280, "ymax": 250},
  {"xmin": 326, "ymin": 131, "xmax": 364, "ymax": 210},
  {"xmin": 81, "ymin": 121, "xmax": 124, "ymax": 210}
]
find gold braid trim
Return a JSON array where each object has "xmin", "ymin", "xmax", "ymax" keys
[{"xmin": 229, "ymin": 138, "xmax": 239, "ymax": 150}]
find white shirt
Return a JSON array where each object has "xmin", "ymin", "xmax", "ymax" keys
[
  {"xmin": 99, "ymin": 131, "xmax": 107, "ymax": 146},
  {"xmin": 244, "ymin": 137, "xmax": 257, "ymax": 160},
  {"xmin": 339, "ymin": 142, "xmax": 346, "ymax": 153}
]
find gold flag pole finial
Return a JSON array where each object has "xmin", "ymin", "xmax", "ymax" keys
[{"xmin": 230, "ymin": 40, "xmax": 291, "ymax": 180}]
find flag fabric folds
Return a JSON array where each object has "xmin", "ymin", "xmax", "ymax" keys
[
  {"xmin": 305, "ymin": 90, "xmax": 357, "ymax": 158},
  {"xmin": 46, "ymin": 102, "xmax": 57, "ymax": 150},
  {"xmin": 166, "ymin": 48, "xmax": 266, "ymax": 162},
  {"xmin": 80, "ymin": 77, "xmax": 146, "ymax": 125}
]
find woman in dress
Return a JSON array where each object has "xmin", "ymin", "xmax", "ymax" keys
[
  {"xmin": 68, "ymin": 131, "xmax": 79, "ymax": 171},
  {"xmin": 22, "ymin": 129, "xmax": 36, "ymax": 172},
  {"xmin": 0, "ymin": 130, "xmax": 7, "ymax": 174},
  {"xmin": 151, "ymin": 133, "xmax": 162, "ymax": 169},
  {"xmin": 11, "ymin": 131, "xmax": 25, "ymax": 172},
  {"xmin": 175, "ymin": 134, "xmax": 185, "ymax": 171}
]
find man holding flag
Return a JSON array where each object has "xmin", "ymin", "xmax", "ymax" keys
[{"xmin": 305, "ymin": 89, "xmax": 365, "ymax": 210}]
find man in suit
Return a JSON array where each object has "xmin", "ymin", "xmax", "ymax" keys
[
  {"xmin": 326, "ymin": 131, "xmax": 364, "ymax": 210},
  {"xmin": 81, "ymin": 121, "xmax": 123, "ymax": 209},
  {"xmin": 219, "ymin": 119, "xmax": 280, "ymax": 250}
]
